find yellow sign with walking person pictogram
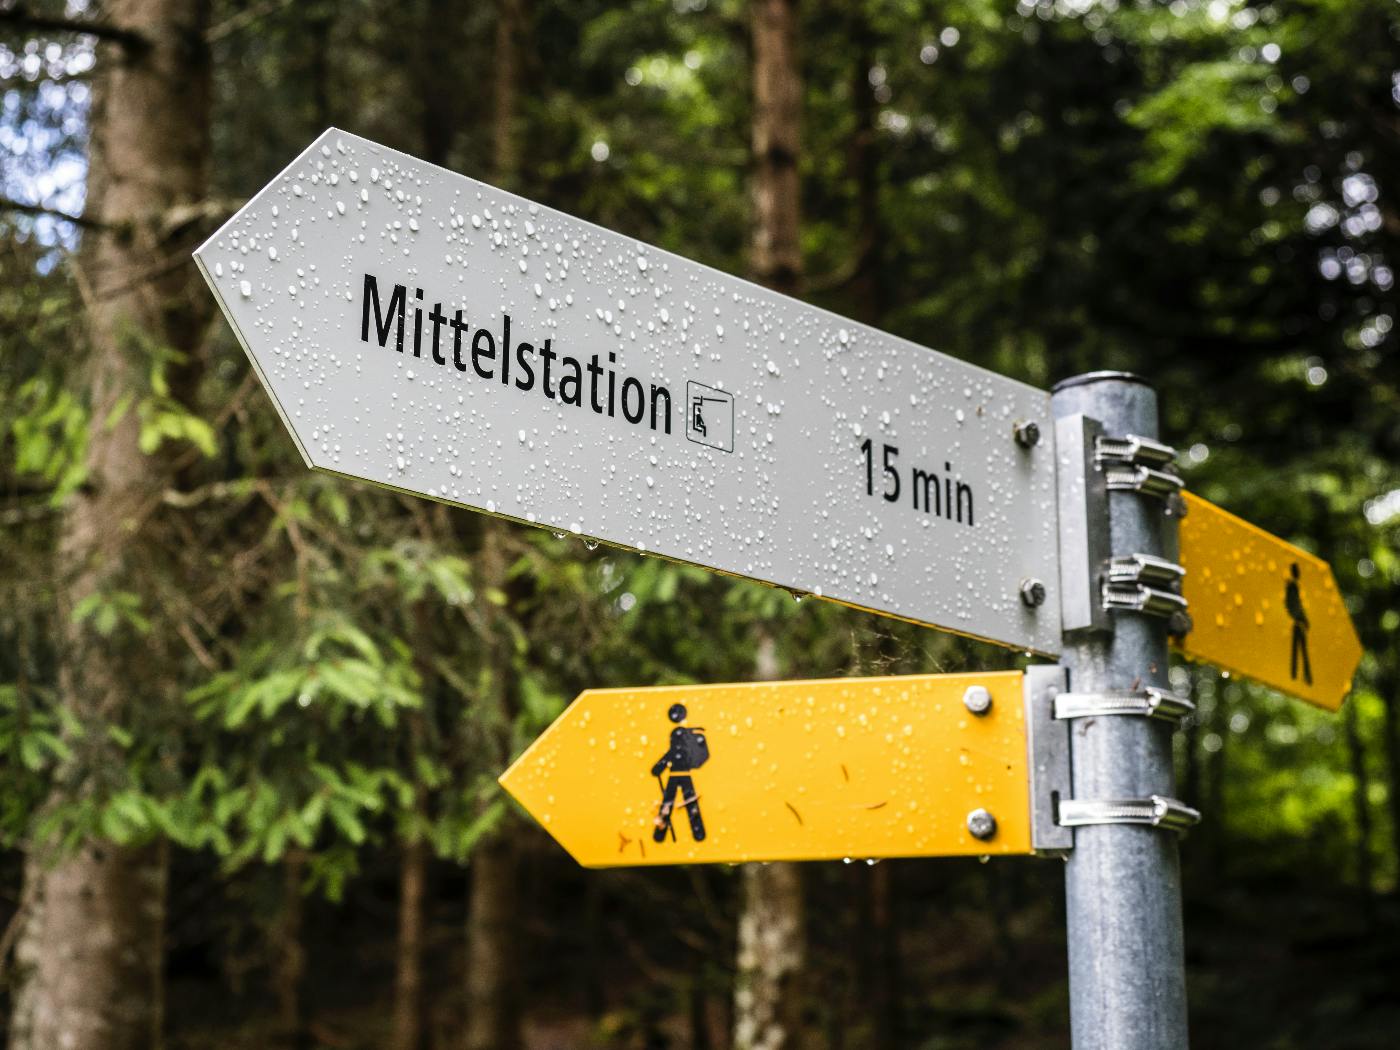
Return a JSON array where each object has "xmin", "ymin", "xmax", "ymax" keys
[
  {"xmin": 499, "ymin": 672, "xmax": 1036, "ymax": 867},
  {"xmin": 1176, "ymin": 492, "xmax": 1362, "ymax": 711}
]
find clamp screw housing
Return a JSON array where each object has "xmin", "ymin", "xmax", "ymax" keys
[{"xmin": 1167, "ymin": 610, "xmax": 1194, "ymax": 637}]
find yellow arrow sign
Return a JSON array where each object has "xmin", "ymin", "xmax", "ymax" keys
[
  {"xmin": 1176, "ymin": 492, "xmax": 1362, "ymax": 710},
  {"xmin": 499, "ymin": 672, "xmax": 1033, "ymax": 867}
]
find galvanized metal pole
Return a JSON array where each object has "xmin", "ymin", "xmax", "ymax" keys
[{"xmin": 1052, "ymin": 372, "xmax": 1190, "ymax": 1050}]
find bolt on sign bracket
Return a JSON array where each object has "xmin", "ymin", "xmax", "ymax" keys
[{"xmin": 1057, "ymin": 795, "xmax": 1201, "ymax": 833}]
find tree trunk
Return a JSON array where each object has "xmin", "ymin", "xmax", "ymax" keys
[
  {"xmin": 464, "ymin": 837, "xmax": 523, "ymax": 1050},
  {"xmin": 582, "ymin": 879, "xmax": 606, "ymax": 1020},
  {"xmin": 734, "ymin": 639, "xmax": 812, "ymax": 1050},
  {"xmin": 9, "ymin": 2, "xmax": 211, "ymax": 1049},
  {"xmin": 11, "ymin": 842, "xmax": 168, "ymax": 1050},
  {"xmin": 492, "ymin": 0, "xmax": 525, "ymax": 190},
  {"xmin": 307, "ymin": 3, "xmax": 332, "ymax": 128},
  {"xmin": 416, "ymin": 0, "xmax": 460, "ymax": 168},
  {"xmin": 1181, "ymin": 713, "xmax": 1202, "ymax": 811},
  {"xmin": 846, "ymin": 7, "xmax": 884, "ymax": 324},
  {"xmin": 395, "ymin": 595, "xmax": 436, "ymax": 1050},
  {"xmin": 462, "ymin": 520, "xmax": 525, "ymax": 1049},
  {"xmin": 842, "ymin": 28, "xmax": 900, "ymax": 1044},
  {"xmin": 1378, "ymin": 668, "xmax": 1400, "ymax": 876},
  {"xmin": 275, "ymin": 852, "xmax": 307, "ymax": 1048},
  {"xmin": 734, "ymin": 862, "xmax": 807, "ymax": 1050},
  {"xmin": 1205, "ymin": 689, "xmax": 1229, "ymax": 879},
  {"xmin": 689, "ymin": 957, "xmax": 714, "ymax": 1050},
  {"xmin": 392, "ymin": 837, "xmax": 430, "ymax": 1050},
  {"xmin": 863, "ymin": 862, "xmax": 900, "ymax": 1050},
  {"xmin": 1344, "ymin": 699, "xmax": 1375, "ymax": 916},
  {"xmin": 459, "ymin": 9, "xmax": 527, "ymax": 1047},
  {"xmin": 845, "ymin": 27, "xmax": 900, "ymax": 1044},
  {"xmin": 734, "ymin": 7, "xmax": 808, "ymax": 1044},
  {"xmin": 749, "ymin": 0, "xmax": 803, "ymax": 296}
]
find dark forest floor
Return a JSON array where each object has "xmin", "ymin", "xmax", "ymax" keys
[{"xmin": 152, "ymin": 838, "xmax": 1400, "ymax": 1050}]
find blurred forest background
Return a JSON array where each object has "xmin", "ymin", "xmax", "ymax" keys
[{"xmin": 2, "ymin": 0, "xmax": 1399, "ymax": 1048}]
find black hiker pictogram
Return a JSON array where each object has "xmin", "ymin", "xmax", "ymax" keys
[
  {"xmin": 1285, "ymin": 562, "xmax": 1312, "ymax": 686},
  {"xmin": 650, "ymin": 702, "xmax": 708, "ymax": 844}
]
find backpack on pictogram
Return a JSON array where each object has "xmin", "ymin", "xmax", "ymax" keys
[{"xmin": 677, "ymin": 727, "xmax": 709, "ymax": 769}]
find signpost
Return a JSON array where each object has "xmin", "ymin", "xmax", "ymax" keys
[
  {"xmin": 1176, "ymin": 492, "xmax": 1362, "ymax": 710},
  {"xmin": 198, "ymin": 129, "xmax": 1369, "ymax": 1050},
  {"xmin": 1051, "ymin": 374, "xmax": 1190, "ymax": 1050},
  {"xmin": 193, "ymin": 128, "xmax": 1061, "ymax": 655},
  {"xmin": 499, "ymin": 671, "xmax": 1063, "ymax": 866}
]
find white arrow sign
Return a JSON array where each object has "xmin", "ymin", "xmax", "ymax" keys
[{"xmin": 195, "ymin": 129, "xmax": 1062, "ymax": 653}]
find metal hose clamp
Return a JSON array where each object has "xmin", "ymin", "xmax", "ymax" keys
[
  {"xmin": 1095, "ymin": 434, "xmax": 1178, "ymax": 470},
  {"xmin": 1053, "ymin": 687, "xmax": 1195, "ymax": 724},
  {"xmin": 1057, "ymin": 795, "xmax": 1201, "ymax": 833},
  {"xmin": 1105, "ymin": 465, "xmax": 1184, "ymax": 500},
  {"xmin": 1102, "ymin": 554, "xmax": 1188, "ymax": 618}
]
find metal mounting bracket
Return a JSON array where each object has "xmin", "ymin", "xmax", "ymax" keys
[
  {"xmin": 1058, "ymin": 422, "xmax": 1191, "ymax": 636},
  {"xmin": 1023, "ymin": 665, "xmax": 1073, "ymax": 855},
  {"xmin": 1053, "ymin": 687, "xmax": 1195, "ymax": 724},
  {"xmin": 1055, "ymin": 415, "xmax": 1112, "ymax": 635},
  {"xmin": 1057, "ymin": 795, "xmax": 1201, "ymax": 833}
]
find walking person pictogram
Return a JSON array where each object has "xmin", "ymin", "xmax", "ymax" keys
[
  {"xmin": 650, "ymin": 703, "xmax": 708, "ymax": 844},
  {"xmin": 1285, "ymin": 562, "xmax": 1312, "ymax": 686}
]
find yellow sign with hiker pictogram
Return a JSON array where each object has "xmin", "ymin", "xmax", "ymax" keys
[
  {"xmin": 499, "ymin": 672, "xmax": 1035, "ymax": 867},
  {"xmin": 1176, "ymin": 492, "xmax": 1362, "ymax": 711}
]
